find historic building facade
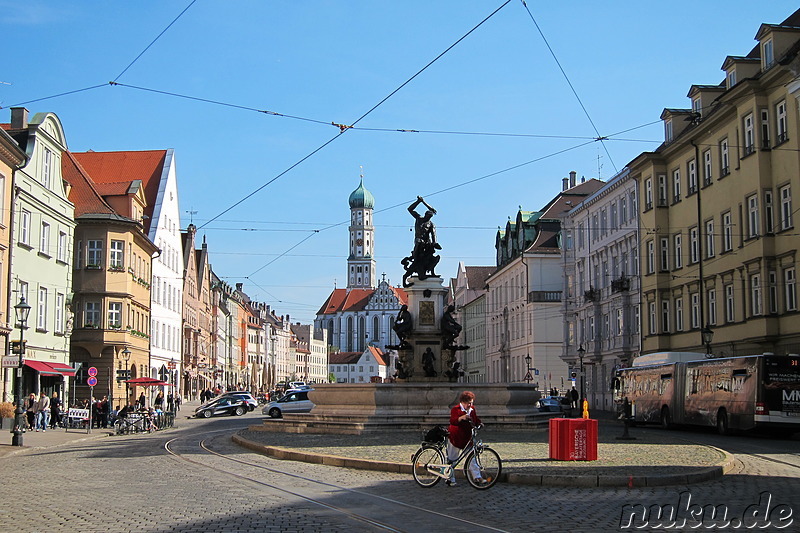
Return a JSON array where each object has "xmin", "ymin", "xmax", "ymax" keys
[
  {"xmin": 630, "ymin": 12, "xmax": 800, "ymax": 357},
  {"xmin": 3, "ymin": 109, "xmax": 76, "ymax": 402},
  {"xmin": 451, "ymin": 262, "xmax": 493, "ymax": 383}
]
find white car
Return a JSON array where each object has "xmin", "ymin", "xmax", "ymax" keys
[{"xmin": 262, "ymin": 389, "xmax": 315, "ymax": 418}]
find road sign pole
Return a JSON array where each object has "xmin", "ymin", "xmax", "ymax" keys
[{"xmin": 88, "ymin": 385, "xmax": 93, "ymax": 434}]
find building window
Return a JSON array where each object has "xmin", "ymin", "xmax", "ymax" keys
[
  {"xmin": 645, "ymin": 179, "xmax": 653, "ymax": 209},
  {"xmin": 85, "ymin": 301, "xmax": 100, "ymax": 328},
  {"xmin": 610, "ymin": 204, "xmax": 618, "ymax": 231},
  {"xmin": 113, "ymin": 305, "xmax": 126, "ymax": 332},
  {"xmin": 55, "ymin": 293, "xmax": 64, "ymax": 334},
  {"xmin": 725, "ymin": 284, "xmax": 735, "ymax": 323},
  {"xmin": 658, "ymin": 174, "xmax": 667, "ymax": 207},
  {"xmin": 616, "ymin": 308, "xmax": 624, "ymax": 335},
  {"xmin": 769, "ymin": 271, "xmax": 778, "ymax": 314},
  {"xmin": 646, "ymin": 240, "xmax": 655, "ymax": 274},
  {"xmin": 776, "ymin": 101, "xmax": 788, "ymax": 144},
  {"xmin": 600, "ymin": 209, "xmax": 607, "ymax": 237},
  {"xmin": 661, "ymin": 300, "xmax": 670, "ymax": 333},
  {"xmin": 720, "ymin": 138, "xmax": 730, "ymax": 176},
  {"xmin": 747, "ymin": 195, "xmax": 759, "ymax": 238},
  {"xmin": 110, "ymin": 240, "xmax": 124, "ymax": 268},
  {"xmin": 707, "ymin": 289, "xmax": 717, "ymax": 326},
  {"xmin": 764, "ymin": 190, "xmax": 774, "ymax": 234},
  {"xmin": 687, "ymin": 159, "xmax": 697, "ymax": 194},
  {"xmin": 675, "ymin": 297, "xmax": 684, "ymax": 332},
  {"xmin": 577, "ymin": 222, "xmax": 585, "ymax": 249},
  {"xmin": 727, "ymin": 69, "xmax": 736, "ymax": 89},
  {"xmin": 620, "ymin": 197, "xmax": 627, "ymax": 223},
  {"xmin": 672, "ymin": 169, "xmax": 681, "ymax": 204},
  {"xmin": 743, "ymin": 113, "xmax": 755, "ymax": 156},
  {"xmin": 37, "ymin": 286, "xmax": 47, "ymax": 331},
  {"xmin": 760, "ymin": 109, "xmax": 770, "ymax": 149},
  {"xmin": 780, "ymin": 185, "xmax": 793, "ymax": 230},
  {"xmin": 664, "ymin": 119, "xmax": 673, "ymax": 142},
  {"xmin": 40, "ymin": 222, "xmax": 50, "ymax": 256},
  {"xmin": 42, "ymin": 148, "xmax": 52, "ymax": 189},
  {"xmin": 673, "ymin": 234, "xmax": 682, "ymax": 269},
  {"xmin": 722, "ymin": 212, "xmax": 733, "ymax": 252},
  {"xmin": 57, "ymin": 231, "xmax": 67, "ymax": 263},
  {"xmin": 20, "ymin": 209, "xmax": 31, "ymax": 245},
  {"xmin": 689, "ymin": 227, "xmax": 699, "ymax": 263},
  {"xmin": 785, "ymin": 267, "xmax": 797, "ymax": 312},
  {"xmin": 690, "ymin": 293, "xmax": 700, "ymax": 329},
  {"xmin": 763, "ymin": 38, "xmax": 774, "ymax": 68},
  {"xmin": 87, "ymin": 240, "xmax": 103, "ymax": 268},
  {"xmin": 630, "ymin": 190, "xmax": 637, "ymax": 216},
  {"xmin": 703, "ymin": 149, "xmax": 712, "ymax": 186},
  {"xmin": 659, "ymin": 237, "xmax": 669, "ymax": 272},
  {"xmin": 705, "ymin": 220, "xmax": 715, "ymax": 258},
  {"xmin": 750, "ymin": 274, "xmax": 763, "ymax": 316},
  {"xmin": 648, "ymin": 302, "xmax": 656, "ymax": 335}
]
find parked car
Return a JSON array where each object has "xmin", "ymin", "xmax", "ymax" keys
[
  {"xmin": 262, "ymin": 389, "xmax": 315, "ymax": 418},
  {"xmin": 195, "ymin": 397, "xmax": 248, "ymax": 418},
  {"xmin": 537, "ymin": 396, "xmax": 567, "ymax": 412},
  {"xmin": 207, "ymin": 391, "xmax": 258, "ymax": 411}
]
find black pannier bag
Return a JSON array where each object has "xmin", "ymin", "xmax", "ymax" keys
[{"xmin": 423, "ymin": 425, "xmax": 449, "ymax": 444}]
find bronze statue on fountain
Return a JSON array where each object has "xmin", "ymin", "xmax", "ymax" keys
[{"xmin": 401, "ymin": 196, "xmax": 441, "ymax": 287}]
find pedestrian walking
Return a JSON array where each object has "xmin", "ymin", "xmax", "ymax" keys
[
  {"xmin": 50, "ymin": 392, "xmax": 61, "ymax": 429},
  {"xmin": 166, "ymin": 392, "xmax": 174, "ymax": 412},
  {"xmin": 175, "ymin": 395, "xmax": 181, "ymax": 412},
  {"xmin": 25, "ymin": 393, "xmax": 36, "ymax": 430},
  {"xmin": 138, "ymin": 392, "xmax": 146, "ymax": 410},
  {"xmin": 35, "ymin": 392, "xmax": 50, "ymax": 432},
  {"xmin": 99, "ymin": 396, "xmax": 110, "ymax": 428},
  {"xmin": 154, "ymin": 392, "xmax": 164, "ymax": 410},
  {"xmin": 570, "ymin": 386, "xmax": 579, "ymax": 409}
]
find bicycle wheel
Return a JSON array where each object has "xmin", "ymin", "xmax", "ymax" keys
[
  {"xmin": 464, "ymin": 447, "xmax": 502, "ymax": 489},
  {"xmin": 412, "ymin": 446, "xmax": 445, "ymax": 488}
]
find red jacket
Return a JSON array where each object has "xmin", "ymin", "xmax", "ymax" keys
[{"xmin": 448, "ymin": 403, "xmax": 481, "ymax": 449}]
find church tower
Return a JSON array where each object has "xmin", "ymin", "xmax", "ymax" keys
[{"xmin": 347, "ymin": 176, "xmax": 376, "ymax": 289}]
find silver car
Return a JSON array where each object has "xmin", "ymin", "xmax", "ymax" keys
[{"xmin": 262, "ymin": 389, "xmax": 314, "ymax": 418}]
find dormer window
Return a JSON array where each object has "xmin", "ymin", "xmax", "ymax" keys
[
  {"xmin": 762, "ymin": 38, "xmax": 774, "ymax": 69},
  {"xmin": 692, "ymin": 98, "xmax": 702, "ymax": 116},
  {"xmin": 726, "ymin": 69, "xmax": 736, "ymax": 89},
  {"xmin": 664, "ymin": 119, "xmax": 673, "ymax": 142}
]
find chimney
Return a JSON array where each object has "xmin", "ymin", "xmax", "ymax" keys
[
  {"xmin": 10, "ymin": 107, "xmax": 29, "ymax": 130},
  {"xmin": 562, "ymin": 177, "xmax": 569, "ymax": 191},
  {"xmin": 569, "ymin": 171, "xmax": 577, "ymax": 188},
  {"xmin": 581, "ymin": 176, "xmax": 586, "ymax": 183},
  {"xmin": 235, "ymin": 283, "xmax": 243, "ymax": 291}
]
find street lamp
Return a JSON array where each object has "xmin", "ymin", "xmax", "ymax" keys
[
  {"xmin": 12, "ymin": 296, "xmax": 31, "ymax": 446},
  {"xmin": 121, "ymin": 347, "xmax": 131, "ymax": 407},
  {"xmin": 524, "ymin": 353, "xmax": 532, "ymax": 383},
  {"xmin": 577, "ymin": 345, "xmax": 586, "ymax": 406},
  {"xmin": 702, "ymin": 325, "xmax": 714, "ymax": 358}
]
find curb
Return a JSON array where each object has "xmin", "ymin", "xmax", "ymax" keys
[{"xmin": 231, "ymin": 432, "xmax": 735, "ymax": 488}]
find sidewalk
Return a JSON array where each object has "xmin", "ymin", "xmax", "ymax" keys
[{"xmin": 235, "ymin": 415, "xmax": 736, "ymax": 488}]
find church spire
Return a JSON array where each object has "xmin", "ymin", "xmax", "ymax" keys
[{"xmin": 347, "ymin": 170, "xmax": 376, "ymax": 289}]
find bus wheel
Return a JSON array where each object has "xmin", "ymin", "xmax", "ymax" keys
[
  {"xmin": 717, "ymin": 409, "xmax": 729, "ymax": 436},
  {"xmin": 660, "ymin": 406, "xmax": 672, "ymax": 429}
]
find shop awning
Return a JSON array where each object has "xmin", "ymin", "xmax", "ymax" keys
[{"xmin": 24, "ymin": 360, "xmax": 76, "ymax": 377}]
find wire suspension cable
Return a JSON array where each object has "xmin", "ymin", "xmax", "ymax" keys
[
  {"xmin": 198, "ymin": 0, "xmax": 512, "ymax": 230},
  {"xmin": 113, "ymin": 0, "xmax": 199, "ymax": 82}
]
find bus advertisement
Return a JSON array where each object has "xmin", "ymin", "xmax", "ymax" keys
[{"xmin": 614, "ymin": 353, "xmax": 800, "ymax": 435}]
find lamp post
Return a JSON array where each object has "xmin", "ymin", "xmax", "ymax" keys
[
  {"xmin": 121, "ymin": 347, "xmax": 131, "ymax": 407},
  {"xmin": 524, "ymin": 353, "xmax": 532, "ymax": 384},
  {"xmin": 702, "ymin": 325, "xmax": 714, "ymax": 358},
  {"xmin": 12, "ymin": 296, "xmax": 31, "ymax": 446},
  {"xmin": 270, "ymin": 335, "xmax": 277, "ymax": 392},
  {"xmin": 577, "ymin": 345, "xmax": 586, "ymax": 406}
]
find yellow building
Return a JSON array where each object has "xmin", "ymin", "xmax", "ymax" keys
[
  {"xmin": 630, "ymin": 11, "xmax": 800, "ymax": 357},
  {"xmin": 63, "ymin": 152, "xmax": 159, "ymax": 407}
]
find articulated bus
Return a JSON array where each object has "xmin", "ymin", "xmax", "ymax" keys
[{"xmin": 613, "ymin": 352, "xmax": 800, "ymax": 435}]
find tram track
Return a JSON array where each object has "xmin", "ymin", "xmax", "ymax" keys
[{"xmin": 164, "ymin": 428, "xmax": 509, "ymax": 533}]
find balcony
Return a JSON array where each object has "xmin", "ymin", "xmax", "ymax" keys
[
  {"xmin": 611, "ymin": 276, "xmax": 631, "ymax": 293},
  {"xmin": 528, "ymin": 290, "xmax": 562, "ymax": 303},
  {"xmin": 584, "ymin": 287, "xmax": 600, "ymax": 302}
]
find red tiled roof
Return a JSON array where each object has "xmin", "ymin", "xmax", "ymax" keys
[
  {"xmin": 389, "ymin": 286, "xmax": 408, "ymax": 306},
  {"xmin": 368, "ymin": 345, "xmax": 387, "ymax": 366},
  {"xmin": 61, "ymin": 151, "xmax": 117, "ymax": 217},
  {"xmin": 93, "ymin": 181, "xmax": 133, "ymax": 196},
  {"xmin": 71, "ymin": 150, "xmax": 167, "ymax": 233},
  {"xmin": 329, "ymin": 352, "xmax": 363, "ymax": 365},
  {"xmin": 317, "ymin": 288, "xmax": 374, "ymax": 315},
  {"xmin": 465, "ymin": 266, "xmax": 494, "ymax": 289}
]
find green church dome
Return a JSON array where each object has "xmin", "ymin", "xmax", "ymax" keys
[{"xmin": 348, "ymin": 178, "xmax": 374, "ymax": 209}]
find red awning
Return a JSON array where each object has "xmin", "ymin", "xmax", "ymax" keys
[{"xmin": 23, "ymin": 359, "xmax": 78, "ymax": 377}]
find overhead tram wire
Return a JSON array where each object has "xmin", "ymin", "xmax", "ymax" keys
[
  {"xmin": 197, "ymin": 0, "xmax": 513, "ymax": 231},
  {"xmin": 519, "ymin": 0, "xmax": 617, "ymax": 173},
  {"xmin": 113, "ymin": 0, "xmax": 199, "ymax": 82},
  {"xmin": 1, "ymin": 84, "xmax": 108, "ymax": 110}
]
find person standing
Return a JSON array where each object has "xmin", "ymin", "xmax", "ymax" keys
[
  {"xmin": 50, "ymin": 392, "xmax": 61, "ymax": 429},
  {"xmin": 175, "ymin": 395, "xmax": 181, "ymax": 412},
  {"xmin": 446, "ymin": 391, "xmax": 483, "ymax": 486},
  {"xmin": 154, "ymin": 392, "xmax": 164, "ymax": 410},
  {"xmin": 98, "ymin": 396, "xmax": 110, "ymax": 428},
  {"xmin": 25, "ymin": 393, "xmax": 37, "ymax": 430},
  {"xmin": 35, "ymin": 392, "xmax": 50, "ymax": 432},
  {"xmin": 137, "ymin": 392, "xmax": 146, "ymax": 410},
  {"xmin": 570, "ymin": 386, "xmax": 579, "ymax": 410},
  {"xmin": 166, "ymin": 392, "xmax": 174, "ymax": 412}
]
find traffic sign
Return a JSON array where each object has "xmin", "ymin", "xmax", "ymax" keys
[
  {"xmin": 88, "ymin": 366, "xmax": 98, "ymax": 377},
  {"xmin": 87, "ymin": 376, "xmax": 98, "ymax": 387}
]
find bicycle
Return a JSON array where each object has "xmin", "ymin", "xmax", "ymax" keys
[{"xmin": 411, "ymin": 422, "xmax": 502, "ymax": 490}]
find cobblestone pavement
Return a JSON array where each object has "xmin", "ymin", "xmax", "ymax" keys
[{"xmin": 0, "ymin": 405, "xmax": 798, "ymax": 532}]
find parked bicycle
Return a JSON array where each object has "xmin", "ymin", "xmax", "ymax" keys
[{"xmin": 411, "ymin": 422, "xmax": 502, "ymax": 489}]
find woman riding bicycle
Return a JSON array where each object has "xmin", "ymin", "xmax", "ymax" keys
[{"xmin": 447, "ymin": 391, "xmax": 482, "ymax": 486}]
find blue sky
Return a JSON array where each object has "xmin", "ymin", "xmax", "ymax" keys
[{"xmin": 2, "ymin": 1, "xmax": 798, "ymax": 323}]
